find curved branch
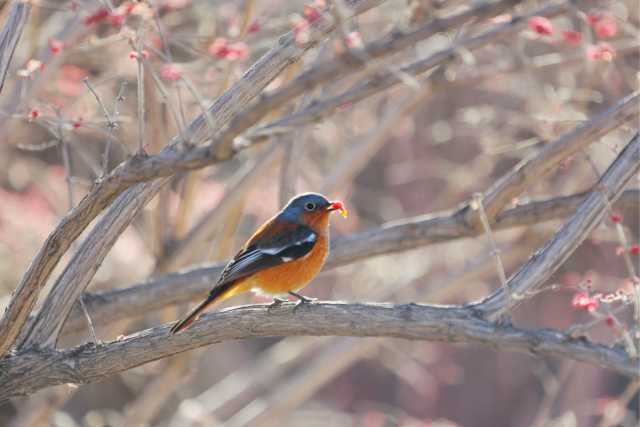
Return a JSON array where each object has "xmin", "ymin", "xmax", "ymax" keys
[
  {"xmin": 58, "ymin": 188, "xmax": 639, "ymax": 336},
  {"xmin": 0, "ymin": 301, "xmax": 636, "ymax": 400}
]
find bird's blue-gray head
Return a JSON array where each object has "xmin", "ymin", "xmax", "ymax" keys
[{"xmin": 278, "ymin": 193, "xmax": 347, "ymax": 224}]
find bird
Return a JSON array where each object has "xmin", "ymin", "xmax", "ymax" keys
[{"xmin": 170, "ymin": 192, "xmax": 348, "ymax": 334}]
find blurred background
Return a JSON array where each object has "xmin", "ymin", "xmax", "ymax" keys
[{"xmin": 0, "ymin": 0, "xmax": 638, "ymax": 426}]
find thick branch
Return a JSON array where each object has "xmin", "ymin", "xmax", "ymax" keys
[
  {"xmin": 58, "ymin": 189, "xmax": 639, "ymax": 336},
  {"xmin": 0, "ymin": 302, "xmax": 636, "ymax": 400},
  {"xmin": 474, "ymin": 132, "xmax": 640, "ymax": 318}
]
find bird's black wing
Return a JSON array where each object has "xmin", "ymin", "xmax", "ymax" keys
[{"xmin": 216, "ymin": 225, "xmax": 317, "ymax": 286}]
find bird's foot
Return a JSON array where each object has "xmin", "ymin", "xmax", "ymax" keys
[
  {"xmin": 267, "ymin": 297, "xmax": 288, "ymax": 312},
  {"xmin": 289, "ymin": 292, "xmax": 316, "ymax": 311}
]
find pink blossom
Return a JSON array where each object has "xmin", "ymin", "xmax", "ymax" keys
[
  {"xmin": 528, "ymin": 16, "xmax": 553, "ymax": 36},
  {"xmin": 586, "ymin": 42, "xmax": 616, "ymax": 61},
  {"xmin": 561, "ymin": 30, "xmax": 582, "ymax": 45},
  {"xmin": 160, "ymin": 64, "xmax": 182, "ymax": 82},
  {"xmin": 571, "ymin": 291, "xmax": 599, "ymax": 312}
]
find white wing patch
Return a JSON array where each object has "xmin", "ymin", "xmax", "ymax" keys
[{"xmin": 260, "ymin": 232, "xmax": 317, "ymax": 255}]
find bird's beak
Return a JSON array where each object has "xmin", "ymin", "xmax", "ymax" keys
[{"xmin": 327, "ymin": 201, "xmax": 348, "ymax": 218}]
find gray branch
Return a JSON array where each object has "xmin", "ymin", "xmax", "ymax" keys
[
  {"xmin": 0, "ymin": 1, "xmax": 30, "ymax": 93},
  {"xmin": 54, "ymin": 188, "xmax": 638, "ymax": 336},
  {"xmin": 475, "ymin": 132, "xmax": 640, "ymax": 318},
  {"xmin": 1, "ymin": 0, "xmax": 383, "ymax": 355},
  {"xmin": 0, "ymin": 302, "xmax": 636, "ymax": 400}
]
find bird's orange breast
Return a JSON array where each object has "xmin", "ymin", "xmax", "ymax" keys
[{"xmin": 247, "ymin": 233, "xmax": 329, "ymax": 295}]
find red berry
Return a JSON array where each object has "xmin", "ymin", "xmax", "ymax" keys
[
  {"xmin": 630, "ymin": 245, "xmax": 640, "ymax": 256},
  {"xmin": 611, "ymin": 214, "xmax": 623, "ymax": 223}
]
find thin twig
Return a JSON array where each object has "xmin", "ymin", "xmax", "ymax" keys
[
  {"xmin": 84, "ymin": 78, "xmax": 128, "ymax": 174},
  {"xmin": 136, "ymin": 35, "xmax": 146, "ymax": 154},
  {"xmin": 471, "ymin": 193, "xmax": 510, "ymax": 299}
]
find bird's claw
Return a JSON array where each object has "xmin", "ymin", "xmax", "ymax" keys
[
  {"xmin": 289, "ymin": 292, "xmax": 316, "ymax": 311},
  {"xmin": 268, "ymin": 297, "xmax": 287, "ymax": 312}
]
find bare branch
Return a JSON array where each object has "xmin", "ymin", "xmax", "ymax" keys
[
  {"xmin": 475, "ymin": 92, "xmax": 639, "ymax": 223},
  {"xmin": 474, "ymin": 132, "xmax": 640, "ymax": 319},
  {"xmin": 0, "ymin": 0, "xmax": 387, "ymax": 355},
  {"xmin": 58, "ymin": 188, "xmax": 639, "ymax": 336},
  {"xmin": 0, "ymin": 1, "xmax": 30, "ymax": 94},
  {"xmin": 1, "ymin": 301, "xmax": 636, "ymax": 400},
  {"xmin": 247, "ymin": 1, "xmax": 570, "ymax": 142},
  {"xmin": 211, "ymin": 0, "xmax": 528, "ymax": 159}
]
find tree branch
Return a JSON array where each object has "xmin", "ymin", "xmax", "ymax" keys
[
  {"xmin": 57, "ymin": 188, "xmax": 639, "ymax": 336},
  {"xmin": 1, "ymin": 301, "xmax": 636, "ymax": 400},
  {"xmin": 474, "ymin": 92, "xmax": 639, "ymax": 223},
  {"xmin": 0, "ymin": 1, "xmax": 30, "ymax": 94},
  {"xmin": 474, "ymin": 131, "xmax": 640, "ymax": 318},
  {"xmin": 245, "ymin": 1, "xmax": 569, "ymax": 141},
  {"xmin": 0, "ymin": 0, "xmax": 384, "ymax": 355}
]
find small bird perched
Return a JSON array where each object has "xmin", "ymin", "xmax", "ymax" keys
[{"xmin": 170, "ymin": 193, "xmax": 348, "ymax": 334}]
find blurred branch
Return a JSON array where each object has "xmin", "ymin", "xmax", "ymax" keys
[
  {"xmin": 1, "ymin": 300, "xmax": 637, "ymax": 400},
  {"xmin": 247, "ymin": 1, "xmax": 570, "ymax": 141},
  {"xmin": 474, "ymin": 132, "xmax": 640, "ymax": 319},
  {"xmin": 157, "ymin": 147, "xmax": 281, "ymax": 273},
  {"xmin": 473, "ymin": 92, "xmax": 640, "ymax": 224},
  {"xmin": 0, "ymin": 1, "xmax": 30, "ymax": 94},
  {"xmin": 0, "ymin": 0, "xmax": 383, "ymax": 356},
  {"xmin": 211, "ymin": 0, "xmax": 526, "ymax": 159},
  {"xmin": 58, "ymin": 188, "xmax": 640, "ymax": 336}
]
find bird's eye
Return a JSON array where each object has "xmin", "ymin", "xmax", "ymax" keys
[{"xmin": 304, "ymin": 202, "xmax": 316, "ymax": 211}]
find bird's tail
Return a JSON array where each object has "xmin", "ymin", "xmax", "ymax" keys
[{"xmin": 170, "ymin": 282, "xmax": 234, "ymax": 334}]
